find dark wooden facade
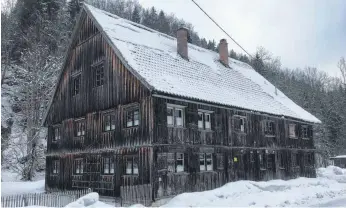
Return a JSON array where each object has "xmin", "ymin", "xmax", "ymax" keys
[{"xmin": 44, "ymin": 8, "xmax": 317, "ymax": 202}]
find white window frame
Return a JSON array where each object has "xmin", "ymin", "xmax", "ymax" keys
[
  {"xmin": 289, "ymin": 124, "xmax": 297, "ymax": 139},
  {"xmin": 198, "ymin": 110, "xmax": 213, "ymax": 130},
  {"xmin": 74, "ymin": 158, "xmax": 84, "ymax": 175},
  {"xmin": 103, "ymin": 157, "xmax": 115, "ymax": 175},
  {"xmin": 124, "ymin": 156, "xmax": 139, "ymax": 175},
  {"xmin": 200, "ymin": 153, "xmax": 213, "ymax": 171},
  {"xmin": 167, "ymin": 104, "xmax": 186, "ymax": 127},
  {"xmin": 176, "ymin": 153, "xmax": 184, "ymax": 173}
]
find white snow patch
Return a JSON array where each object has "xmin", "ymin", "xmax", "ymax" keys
[
  {"xmin": 1, "ymin": 180, "xmax": 45, "ymax": 196},
  {"xmin": 317, "ymin": 166, "xmax": 346, "ymax": 183}
]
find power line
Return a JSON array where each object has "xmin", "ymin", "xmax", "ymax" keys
[{"xmin": 190, "ymin": 0, "xmax": 253, "ymax": 59}]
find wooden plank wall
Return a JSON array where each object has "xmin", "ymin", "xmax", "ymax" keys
[{"xmin": 152, "ymin": 97, "xmax": 316, "ymax": 199}]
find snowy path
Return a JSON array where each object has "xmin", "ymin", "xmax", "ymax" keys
[{"xmin": 311, "ymin": 197, "xmax": 346, "ymax": 207}]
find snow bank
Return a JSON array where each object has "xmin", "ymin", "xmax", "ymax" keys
[
  {"xmin": 64, "ymin": 192, "xmax": 112, "ymax": 208},
  {"xmin": 317, "ymin": 165, "xmax": 346, "ymax": 183},
  {"xmin": 1, "ymin": 180, "xmax": 45, "ymax": 196},
  {"xmin": 161, "ymin": 166, "xmax": 346, "ymax": 207}
]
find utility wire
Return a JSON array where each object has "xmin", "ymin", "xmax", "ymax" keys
[{"xmin": 191, "ymin": 0, "xmax": 253, "ymax": 59}]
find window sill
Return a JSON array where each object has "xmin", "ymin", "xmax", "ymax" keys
[
  {"xmin": 234, "ymin": 131, "xmax": 247, "ymax": 135},
  {"xmin": 124, "ymin": 126, "xmax": 139, "ymax": 130},
  {"xmin": 101, "ymin": 174, "xmax": 114, "ymax": 176},
  {"xmin": 260, "ymin": 168, "xmax": 267, "ymax": 171},
  {"xmin": 103, "ymin": 130, "xmax": 116, "ymax": 133},
  {"xmin": 122, "ymin": 174, "xmax": 139, "ymax": 177},
  {"xmin": 289, "ymin": 136, "xmax": 298, "ymax": 139},
  {"xmin": 302, "ymin": 138, "xmax": 310, "ymax": 140},
  {"xmin": 264, "ymin": 135, "xmax": 276, "ymax": 138},
  {"xmin": 279, "ymin": 167, "xmax": 285, "ymax": 170},
  {"xmin": 200, "ymin": 170, "xmax": 215, "ymax": 173},
  {"xmin": 168, "ymin": 172, "xmax": 189, "ymax": 175},
  {"xmin": 167, "ymin": 125, "xmax": 185, "ymax": 129},
  {"xmin": 198, "ymin": 129, "xmax": 213, "ymax": 133}
]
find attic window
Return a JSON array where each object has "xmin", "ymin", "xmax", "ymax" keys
[
  {"xmin": 72, "ymin": 75, "xmax": 81, "ymax": 96},
  {"xmin": 93, "ymin": 62, "xmax": 104, "ymax": 87}
]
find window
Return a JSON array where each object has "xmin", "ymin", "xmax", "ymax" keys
[
  {"xmin": 103, "ymin": 113, "xmax": 116, "ymax": 131},
  {"xmin": 93, "ymin": 62, "xmax": 104, "ymax": 87},
  {"xmin": 52, "ymin": 160, "xmax": 59, "ymax": 174},
  {"xmin": 75, "ymin": 120, "xmax": 85, "ymax": 137},
  {"xmin": 124, "ymin": 156, "xmax": 138, "ymax": 175},
  {"xmin": 289, "ymin": 124, "xmax": 297, "ymax": 138},
  {"xmin": 302, "ymin": 126, "xmax": 309, "ymax": 139},
  {"xmin": 167, "ymin": 153, "xmax": 185, "ymax": 173},
  {"xmin": 200, "ymin": 153, "xmax": 213, "ymax": 171},
  {"xmin": 167, "ymin": 105, "xmax": 184, "ymax": 127},
  {"xmin": 198, "ymin": 111, "xmax": 212, "ymax": 130},
  {"xmin": 176, "ymin": 153, "xmax": 184, "ymax": 172},
  {"xmin": 72, "ymin": 75, "xmax": 81, "ymax": 96},
  {"xmin": 126, "ymin": 108, "xmax": 139, "ymax": 127},
  {"xmin": 103, "ymin": 157, "xmax": 115, "ymax": 175},
  {"xmin": 53, "ymin": 127, "xmax": 61, "ymax": 141},
  {"xmin": 74, "ymin": 159, "xmax": 84, "ymax": 174},
  {"xmin": 216, "ymin": 154, "xmax": 224, "ymax": 170},
  {"xmin": 234, "ymin": 116, "xmax": 246, "ymax": 132},
  {"xmin": 264, "ymin": 120, "xmax": 275, "ymax": 136}
]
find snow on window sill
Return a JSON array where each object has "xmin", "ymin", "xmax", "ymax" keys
[
  {"xmin": 260, "ymin": 168, "xmax": 267, "ymax": 171},
  {"xmin": 264, "ymin": 135, "xmax": 276, "ymax": 138}
]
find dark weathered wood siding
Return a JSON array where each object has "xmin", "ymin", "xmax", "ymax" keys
[{"xmin": 152, "ymin": 96, "xmax": 316, "ymax": 199}]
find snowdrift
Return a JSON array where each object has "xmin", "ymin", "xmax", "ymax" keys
[{"xmin": 162, "ymin": 166, "xmax": 346, "ymax": 207}]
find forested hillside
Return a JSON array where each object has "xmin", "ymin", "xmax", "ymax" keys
[{"xmin": 1, "ymin": 0, "xmax": 345, "ymax": 180}]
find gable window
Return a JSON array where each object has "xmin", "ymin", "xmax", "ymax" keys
[
  {"xmin": 234, "ymin": 116, "xmax": 246, "ymax": 133},
  {"xmin": 126, "ymin": 108, "xmax": 139, "ymax": 127},
  {"xmin": 200, "ymin": 153, "xmax": 213, "ymax": 171},
  {"xmin": 302, "ymin": 126, "xmax": 309, "ymax": 139},
  {"xmin": 198, "ymin": 111, "xmax": 212, "ymax": 130},
  {"xmin": 52, "ymin": 160, "xmax": 59, "ymax": 174},
  {"xmin": 264, "ymin": 120, "xmax": 275, "ymax": 136},
  {"xmin": 72, "ymin": 75, "xmax": 81, "ymax": 96},
  {"xmin": 103, "ymin": 157, "xmax": 115, "ymax": 175},
  {"xmin": 74, "ymin": 158, "xmax": 84, "ymax": 174},
  {"xmin": 103, "ymin": 113, "xmax": 116, "ymax": 131},
  {"xmin": 289, "ymin": 124, "xmax": 297, "ymax": 138},
  {"xmin": 93, "ymin": 62, "xmax": 104, "ymax": 87},
  {"xmin": 53, "ymin": 126, "xmax": 61, "ymax": 141},
  {"xmin": 124, "ymin": 156, "xmax": 138, "ymax": 175},
  {"xmin": 167, "ymin": 105, "xmax": 185, "ymax": 127},
  {"xmin": 75, "ymin": 120, "xmax": 85, "ymax": 137}
]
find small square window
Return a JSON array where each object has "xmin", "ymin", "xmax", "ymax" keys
[
  {"xmin": 198, "ymin": 111, "xmax": 212, "ymax": 130},
  {"xmin": 103, "ymin": 157, "xmax": 115, "ymax": 175},
  {"xmin": 75, "ymin": 120, "xmax": 85, "ymax": 137},
  {"xmin": 167, "ymin": 105, "xmax": 185, "ymax": 127},
  {"xmin": 234, "ymin": 116, "xmax": 246, "ymax": 132},
  {"xmin": 124, "ymin": 156, "xmax": 138, "ymax": 175},
  {"xmin": 126, "ymin": 108, "xmax": 139, "ymax": 127},
  {"xmin": 103, "ymin": 113, "xmax": 116, "ymax": 132}
]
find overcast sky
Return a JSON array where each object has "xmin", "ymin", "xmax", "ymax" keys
[{"xmin": 139, "ymin": 0, "xmax": 346, "ymax": 77}]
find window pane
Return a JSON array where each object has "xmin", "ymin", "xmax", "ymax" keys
[
  {"xmin": 134, "ymin": 110, "xmax": 139, "ymax": 126},
  {"xmin": 127, "ymin": 111, "xmax": 133, "ymax": 127},
  {"xmin": 176, "ymin": 117, "xmax": 182, "ymax": 126},
  {"xmin": 198, "ymin": 112, "xmax": 204, "ymax": 129},
  {"xmin": 111, "ymin": 115, "xmax": 116, "ymax": 130},
  {"xmin": 176, "ymin": 153, "xmax": 184, "ymax": 172},
  {"xmin": 133, "ymin": 159, "xmax": 139, "ymax": 174},
  {"xmin": 289, "ymin": 124, "xmax": 296, "ymax": 137},
  {"xmin": 81, "ymin": 122, "xmax": 85, "ymax": 135},
  {"xmin": 167, "ymin": 108, "xmax": 173, "ymax": 125},
  {"xmin": 205, "ymin": 121, "xmax": 211, "ymax": 129},
  {"xmin": 80, "ymin": 163, "xmax": 84, "ymax": 173},
  {"xmin": 126, "ymin": 159, "xmax": 132, "ymax": 174},
  {"xmin": 240, "ymin": 118, "xmax": 245, "ymax": 132},
  {"xmin": 105, "ymin": 115, "xmax": 111, "ymax": 131},
  {"xmin": 205, "ymin": 114, "xmax": 211, "ymax": 129},
  {"xmin": 175, "ymin": 109, "xmax": 183, "ymax": 126},
  {"xmin": 200, "ymin": 154, "xmax": 206, "ymax": 171},
  {"xmin": 104, "ymin": 163, "xmax": 109, "ymax": 174},
  {"xmin": 110, "ymin": 161, "xmax": 115, "ymax": 174},
  {"xmin": 167, "ymin": 153, "xmax": 175, "ymax": 172},
  {"xmin": 175, "ymin": 109, "xmax": 182, "ymax": 118},
  {"xmin": 206, "ymin": 153, "xmax": 213, "ymax": 171}
]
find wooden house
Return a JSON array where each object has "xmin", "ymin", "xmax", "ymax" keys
[
  {"xmin": 330, "ymin": 155, "xmax": 346, "ymax": 168},
  {"xmin": 42, "ymin": 4, "xmax": 321, "ymax": 201}
]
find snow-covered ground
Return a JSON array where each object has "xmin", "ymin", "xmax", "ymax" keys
[{"xmin": 1, "ymin": 166, "xmax": 345, "ymax": 207}]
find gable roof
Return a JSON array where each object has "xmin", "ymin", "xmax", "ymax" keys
[
  {"xmin": 83, "ymin": 4, "xmax": 320, "ymax": 124},
  {"xmin": 82, "ymin": 4, "xmax": 321, "ymax": 123}
]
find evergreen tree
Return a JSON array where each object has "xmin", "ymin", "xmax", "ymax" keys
[
  {"xmin": 157, "ymin": 10, "xmax": 170, "ymax": 34},
  {"xmin": 131, "ymin": 5, "xmax": 141, "ymax": 23}
]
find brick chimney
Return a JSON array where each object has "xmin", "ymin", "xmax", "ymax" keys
[
  {"xmin": 219, "ymin": 39, "xmax": 229, "ymax": 66},
  {"xmin": 177, "ymin": 27, "xmax": 189, "ymax": 60}
]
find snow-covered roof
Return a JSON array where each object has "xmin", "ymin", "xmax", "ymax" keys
[
  {"xmin": 331, "ymin": 155, "xmax": 346, "ymax": 159},
  {"xmin": 84, "ymin": 4, "xmax": 321, "ymax": 123}
]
